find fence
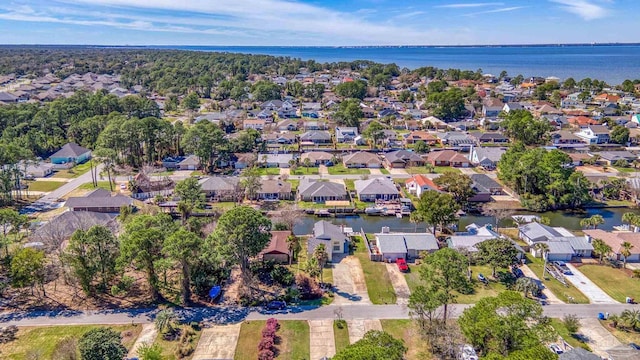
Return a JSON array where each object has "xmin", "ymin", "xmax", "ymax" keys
[{"xmin": 360, "ymin": 228, "xmax": 383, "ymax": 262}]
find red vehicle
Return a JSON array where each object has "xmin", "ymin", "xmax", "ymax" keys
[{"xmin": 396, "ymin": 258, "xmax": 409, "ymax": 272}]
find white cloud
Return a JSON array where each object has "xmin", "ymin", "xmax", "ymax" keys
[
  {"xmin": 549, "ymin": 0, "xmax": 610, "ymax": 20},
  {"xmin": 435, "ymin": 2, "xmax": 504, "ymax": 8},
  {"xmin": 464, "ymin": 6, "xmax": 526, "ymax": 16}
]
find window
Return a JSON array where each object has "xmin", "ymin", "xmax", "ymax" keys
[{"xmin": 333, "ymin": 244, "xmax": 341, "ymax": 252}]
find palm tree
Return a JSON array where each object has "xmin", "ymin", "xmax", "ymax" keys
[
  {"xmin": 533, "ymin": 243, "xmax": 550, "ymax": 279},
  {"xmin": 177, "ymin": 201, "xmax": 193, "ymax": 226},
  {"xmin": 515, "ymin": 277, "xmax": 541, "ymax": 298},
  {"xmin": 590, "ymin": 215, "xmax": 605, "ymax": 229},
  {"xmin": 579, "ymin": 218, "xmax": 591, "ymax": 229},
  {"xmin": 620, "ymin": 241, "xmax": 634, "ymax": 269},
  {"xmin": 313, "ymin": 244, "xmax": 329, "ymax": 283},
  {"xmin": 154, "ymin": 309, "xmax": 177, "ymax": 336},
  {"xmin": 286, "ymin": 235, "xmax": 301, "ymax": 266},
  {"xmin": 592, "ymin": 238, "xmax": 612, "ymax": 264},
  {"xmin": 622, "ymin": 212, "xmax": 637, "ymax": 230},
  {"xmin": 620, "ymin": 309, "xmax": 640, "ymax": 331}
]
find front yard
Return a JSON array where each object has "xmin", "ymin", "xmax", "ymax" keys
[
  {"xmin": 53, "ymin": 162, "xmax": 93, "ymax": 178},
  {"xmin": 550, "ymin": 318, "xmax": 591, "ymax": 350},
  {"xmin": 0, "ymin": 325, "xmax": 141, "ymax": 360},
  {"xmin": 253, "ymin": 167, "xmax": 281, "ymax": 176},
  {"xmin": 405, "ymin": 166, "xmax": 461, "ymax": 175},
  {"xmin": 526, "ymin": 255, "xmax": 590, "ymax": 304},
  {"xmin": 328, "ymin": 164, "xmax": 370, "ymax": 175},
  {"xmin": 78, "ymin": 181, "xmax": 113, "ymax": 191},
  {"xmin": 234, "ymin": 320, "xmax": 310, "ymax": 360},
  {"xmin": 576, "ymin": 264, "xmax": 640, "ymax": 303},
  {"xmin": 353, "ymin": 236, "xmax": 397, "ymax": 305},
  {"xmin": 26, "ymin": 180, "xmax": 66, "ymax": 192},
  {"xmin": 380, "ymin": 319, "xmax": 431, "ymax": 360},
  {"xmin": 291, "ymin": 167, "xmax": 319, "ymax": 175}
]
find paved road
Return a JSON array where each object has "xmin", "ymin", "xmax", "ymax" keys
[
  {"xmin": 2, "ymin": 303, "xmax": 639, "ymax": 327},
  {"xmin": 42, "ymin": 164, "xmax": 103, "ymax": 201}
]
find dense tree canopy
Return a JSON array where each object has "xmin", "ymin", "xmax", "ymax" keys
[
  {"xmin": 500, "ymin": 109, "xmax": 553, "ymax": 145},
  {"xmin": 333, "ymin": 98, "xmax": 363, "ymax": 128},
  {"xmin": 334, "ymin": 80, "xmax": 367, "ymax": 100},
  {"xmin": 427, "ymin": 88, "xmax": 466, "ymax": 121},
  {"xmin": 416, "ymin": 190, "xmax": 460, "ymax": 234},
  {"xmin": 332, "ymin": 330, "xmax": 406, "ymax": 360}
]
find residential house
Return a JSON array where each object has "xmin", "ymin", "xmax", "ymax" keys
[
  {"xmin": 374, "ymin": 229, "xmax": 439, "ymax": 260},
  {"xmin": 383, "ymin": 150, "xmax": 424, "ymax": 169},
  {"xmin": 177, "ymin": 155, "xmax": 200, "ymax": 171},
  {"xmin": 437, "ymin": 132, "xmax": 476, "ymax": 147},
  {"xmin": 262, "ymin": 132, "xmax": 297, "ymax": 145},
  {"xmin": 162, "ymin": 156, "xmax": 186, "ymax": 170},
  {"xmin": 259, "ymin": 230, "xmax": 292, "ymax": 264},
  {"xmin": 31, "ymin": 210, "xmax": 118, "ymax": 249},
  {"xmin": 404, "ymin": 131, "xmax": 440, "ymax": 145},
  {"xmin": 303, "ymin": 121, "xmax": 327, "ymax": 130},
  {"xmin": 243, "ymin": 119, "xmax": 266, "ymax": 130},
  {"xmin": 567, "ymin": 153, "xmax": 592, "ymax": 166},
  {"xmin": 405, "ymin": 175, "xmax": 440, "ymax": 198},
  {"xmin": 300, "ymin": 130, "xmax": 332, "ymax": 144},
  {"xmin": 23, "ymin": 162, "xmax": 55, "ymax": 178},
  {"xmin": 0, "ymin": 92, "xmax": 18, "ymax": 104},
  {"xmin": 233, "ymin": 153, "xmax": 257, "ymax": 169},
  {"xmin": 502, "ymin": 102, "xmax": 524, "ymax": 113},
  {"xmin": 427, "ymin": 150, "xmax": 471, "ymax": 167},
  {"xmin": 354, "ymin": 178, "xmax": 399, "ymax": 202},
  {"xmin": 198, "ymin": 177, "xmax": 240, "ymax": 201},
  {"xmin": 65, "ymin": 188, "xmax": 134, "ymax": 213},
  {"xmin": 594, "ymin": 151, "xmax": 637, "ymax": 166},
  {"xmin": 258, "ymin": 153, "xmax": 295, "ymax": 168},
  {"xmin": 276, "ymin": 119, "xmax": 298, "ymax": 131},
  {"xmin": 471, "ymin": 132, "xmax": 509, "ymax": 144},
  {"xmin": 300, "ymin": 151, "xmax": 333, "ymax": 166},
  {"xmin": 518, "ymin": 222, "xmax": 593, "ymax": 261},
  {"xmin": 482, "ymin": 98, "xmax": 504, "ymax": 118},
  {"xmin": 583, "ymin": 230, "xmax": 640, "ymax": 263},
  {"xmin": 49, "ymin": 143, "xmax": 91, "ymax": 167},
  {"xmin": 307, "ymin": 221, "xmax": 350, "ymax": 262},
  {"xmin": 551, "ymin": 131, "xmax": 585, "ymax": 148},
  {"xmin": 298, "ymin": 179, "xmax": 347, "ymax": 203},
  {"xmin": 468, "ymin": 147, "xmax": 506, "ymax": 170},
  {"xmin": 575, "ymin": 125, "xmax": 611, "ymax": 144},
  {"xmin": 252, "ymin": 179, "xmax": 292, "ymax": 200},
  {"xmin": 469, "ymin": 174, "xmax": 503, "ymax": 202},
  {"xmin": 342, "ymin": 151, "xmax": 382, "ymax": 168},
  {"xmin": 447, "ymin": 224, "xmax": 501, "ymax": 253},
  {"xmin": 568, "ymin": 116, "xmax": 599, "ymax": 128},
  {"xmin": 335, "ymin": 127, "xmax": 359, "ymax": 143}
]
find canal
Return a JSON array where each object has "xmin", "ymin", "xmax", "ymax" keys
[{"xmin": 292, "ymin": 207, "xmax": 640, "ymax": 235}]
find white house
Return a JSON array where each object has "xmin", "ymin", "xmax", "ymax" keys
[
  {"xmin": 374, "ymin": 228, "xmax": 439, "ymax": 260},
  {"xmin": 575, "ymin": 125, "xmax": 610, "ymax": 144}
]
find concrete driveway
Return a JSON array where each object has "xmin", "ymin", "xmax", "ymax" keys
[
  {"xmin": 565, "ymin": 264, "xmax": 618, "ymax": 304},
  {"xmin": 388, "ymin": 168, "xmax": 408, "ymax": 175},
  {"xmin": 309, "ymin": 319, "xmax": 336, "ymax": 359},
  {"xmin": 385, "ymin": 263, "xmax": 411, "ymax": 305},
  {"xmin": 192, "ymin": 323, "xmax": 241, "ymax": 360},
  {"xmin": 578, "ymin": 318, "xmax": 622, "ymax": 358},
  {"xmin": 519, "ymin": 265, "xmax": 564, "ymax": 304},
  {"xmin": 346, "ymin": 319, "xmax": 382, "ymax": 343},
  {"xmin": 127, "ymin": 324, "xmax": 157, "ymax": 358},
  {"xmin": 331, "ymin": 255, "xmax": 371, "ymax": 305},
  {"xmin": 369, "ymin": 168, "xmax": 383, "ymax": 175}
]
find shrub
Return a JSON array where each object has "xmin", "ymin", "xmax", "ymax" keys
[
  {"xmin": 137, "ymin": 343, "xmax": 163, "ymax": 360},
  {"xmin": 563, "ymin": 314, "xmax": 580, "ymax": 334},
  {"xmin": 78, "ymin": 328, "xmax": 127, "ymax": 360},
  {"xmin": 295, "ymin": 273, "xmax": 323, "ymax": 300},
  {"xmin": 271, "ymin": 266, "xmax": 294, "ymax": 286},
  {"xmin": 51, "ymin": 337, "xmax": 78, "ymax": 360},
  {"xmin": 258, "ymin": 338, "xmax": 275, "ymax": 351},
  {"xmin": 258, "ymin": 349, "xmax": 275, "ymax": 360},
  {"xmin": 266, "ymin": 318, "xmax": 280, "ymax": 331},
  {"xmin": 175, "ymin": 343, "xmax": 194, "ymax": 358},
  {"xmin": 261, "ymin": 327, "xmax": 276, "ymax": 338}
]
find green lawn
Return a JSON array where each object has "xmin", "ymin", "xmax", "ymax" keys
[
  {"xmin": 297, "ymin": 201, "xmax": 331, "ymax": 209},
  {"xmin": 380, "ymin": 319, "xmax": 432, "ymax": 360},
  {"xmin": 434, "ymin": 166, "xmax": 461, "ymax": 174},
  {"xmin": 328, "ymin": 164, "xmax": 370, "ymax": 175},
  {"xmin": 379, "ymin": 168, "xmax": 390, "ymax": 175},
  {"xmin": 599, "ymin": 320, "xmax": 640, "ymax": 346},
  {"xmin": 550, "ymin": 318, "xmax": 591, "ymax": 351},
  {"xmin": 344, "ymin": 179, "xmax": 355, "ymax": 191},
  {"xmin": 152, "ymin": 325, "xmax": 202, "ymax": 360},
  {"xmin": 254, "ymin": 167, "xmax": 281, "ymax": 176},
  {"xmin": 286, "ymin": 238, "xmax": 333, "ymax": 306},
  {"xmin": 78, "ymin": 181, "xmax": 113, "ymax": 191},
  {"xmin": 287, "ymin": 179, "xmax": 300, "ymax": 191},
  {"xmin": 334, "ymin": 320, "xmax": 350, "ymax": 353},
  {"xmin": 27, "ymin": 180, "xmax": 66, "ymax": 192},
  {"xmin": 577, "ymin": 264, "xmax": 640, "ymax": 303},
  {"xmin": 292, "ymin": 167, "xmax": 319, "ymax": 175},
  {"xmin": 353, "ymin": 236, "xmax": 397, "ymax": 304},
  {"xmin": 208, "ymin": 202, "xmax": 237, "ymax": 211},
  {"xmin": 525, "ymin": 255, "xmax": 590, "ymax": 304},
  {"xmin": 405, "ymin": 264, "xmax": 510, "ymax": 304},
  {"xmin": 53, "ymin": 162, "xmax": 93, "ymax": 178},
  {"xmin": 0, "ymin": 325, "xmax": 141, "ymax": 360},
  {"xmin": 614, "ymin": 166, "xmax": 636, "ymax": 173},
  {"xmin": 234, "ymin": 320, "xmax": 310, "ymax": 360}
]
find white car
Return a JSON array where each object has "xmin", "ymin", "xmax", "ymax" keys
[
  {"xmin": 549, "ymin": 344, "xmax": 563, "ymax": 354},
  {"xmin": 460, "ymin": 344, "xmax": 478, "ymax": 360},
  {"xmin": 119, "ymin": 183, "xmax": 127, "ymax": 190}
]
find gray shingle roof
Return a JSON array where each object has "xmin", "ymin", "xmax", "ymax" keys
[
  {"xmin": 313, "ymin": 220, "xmax": 347, "ymax": 241},
  {"xmin": 383, "ymin": 150, "xmax": 423, "ymax": 164},
  {"xmin": 376, "ymin": 233, "xmax": 439, "ymax": 255},
  {"xmin": 472, "ymin": 147, "xmax": 506, "ymax": 163},
  {"xmin": 198, "ymin": 177, "xmax": 239, "ymax": 192},
  {"xmin": 343, "ymin": 152, "xmax": 382, "ymax": 166},
  {"xmin": 546, "ymin": 241, "xmax": 575, "ymax": 254},
  {"xmin": 354, "ymin": 178, "xmax": 399, "ymax": 196},
  {"xmin": 300, "ymin": 130, "xmax": 331, "ymax": 141},
  {"xmin": 298, "ymin": 179, "xmax": 346, "ymax": 198},
  {"xmin": 519, "ymin": 222, "xmax": 562, "ymax": 242},
  {"xmin": 559, "ymin": 347, "xmax": 601, "ymax": 360},
  {"xmin": 50, "ymin": 143, "xmax": 90, "ymax": 158},
  {"xmin": 65, "ymin": 193, "xmax": 133, "ymax": 209},
  {"xmin": 32, "ymin": 211, "xmax": 117, "ymax": 244},
  {"xmin": 470, "ymin": 174, "xmax": 502, "ymax": 192}
]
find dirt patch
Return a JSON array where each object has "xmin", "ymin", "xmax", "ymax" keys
[{"xmin": 385, "ymin": 263, "xmax": 411, "ymax": 305}]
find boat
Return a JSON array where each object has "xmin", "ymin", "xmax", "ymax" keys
[
  {"xmin": 365, "ymin": 207, "xmax": 382, "ymax": 215},
  {"xmin": 208, "ymin": 285, "xmax": 222, "ymax": 302}
]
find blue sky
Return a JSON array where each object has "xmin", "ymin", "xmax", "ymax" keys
[{"xmin": 0, "ymin": 0, "xmax": 637, "ymax": 46}]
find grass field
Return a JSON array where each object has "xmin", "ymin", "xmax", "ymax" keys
[
  {"xmin": 599, "ymin": 320, "xmax": 640, "ymax": 346},
  {"xmin": 292, "ymin": 167, "xmax": 319, "ymax": 175},
  {"xmin": 0, "ymin": 325, "xmax": 141, "ymax": 360},
  {"xmin": 287, "ymin": 179, "xmax": 300, "ymax": 191},
  {"xmin": 328, "ymin": 164, "xmax": 370, "ymax": 175},
  {"xmin": 405, "ymin": 166, "xmax": 461, "ymax": 175},
  {"xmin": 343, "ymin": 179, "xmax": 355, "ymax": 191},
  {"xmin": 380, "ymin": 319, "xmax": 432, "ymax": 360},
  {"xmin": 379, "ymin": 168, "xmax": 390, "ymax": 175},
  {"xmin": 354, "ymin": 236, "xmax": 397, "ymax": 305},
  {"xmin": 78, "ymin": 181, "xmax": 113, "ymax": 191},
  {"xmin": 152, "ymin": 325, "xmax": 202, "ymax": 360},
  {"xmin": 550, "ymin": 318, "xmax": 591, "ymax": 351},
  {"xmin": 27, "ymin": 180, "xmax": 66, "ymax": 192},
  {"xmin": 577, "ymin": 265, "xmax": 640, "ymax": 303},
  {"xmin": 333, "ymin": 320, "xmax": 350, "ymax": 353},
  {"xmin": 233, "ymin": 320, "xmax": 310, "ymax": 360},
  {"xmin": 54, "ymin": 162, "xmax": 93, "ymax": 178},
  {"xmin": 526, "ymin": 256, "xmax": 590, "ymax": 304}
]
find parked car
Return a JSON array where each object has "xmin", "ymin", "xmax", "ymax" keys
[
  {"xmin": 396, "ymin": 258, "xmax": 409, "ymax": 272},
  {"xmin": 119, "ymin": 183, "xmax": 127, "ymax": 190},
  {"xmin": 549, "ymin": 344, "xmax": 563, "ymax": 354},
  {"xmin": 553, "ymin": 261, "xmax": 572, "ymax": 275},
  {"xmin": 512, "ymin": 267, "xmax": 524, "ymax": 278},
  {"xmin": 629, "ymin": 342, "xmax": 640, "ymax": 350},
  {"xmin": 266, "ymin": 300, "xmax": 286, "ymax": 310},
  {"xmin": 460, "ymin": 344, "xmax": 478, "ymax": 360},
  {"xmin": 477, "ymin": 273, "xmax": 488, "ymax": 284}
]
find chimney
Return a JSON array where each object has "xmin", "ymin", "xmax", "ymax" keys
[
  {"xmin": 382, "ymin": 226, "xmax": 390, "ymax": 234},
  {"xmin": 585, "ymin": 234, "xmax": 592, "ymax": 243}
]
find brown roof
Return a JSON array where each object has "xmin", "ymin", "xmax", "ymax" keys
[
  {"xmin": 257, "ymin": 179, "xmax": 292, "ymax": 194},
  {"xmin": 405, "ymin": 130, "xmax": 438, "ymax": 142},
  {"xmin": 427, "ymin": 150, "xmax": 469, "ymax": 163},
  {"xmin": 583, "ymin": 229, "xmax": 640, "ymax": 255},
  {"xmin": 260, "ymin": 231, "xmax": 292, "ymax": 255}
]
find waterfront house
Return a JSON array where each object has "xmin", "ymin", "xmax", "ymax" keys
[
  {"xmin": 447, "ymin": 224, "xmax": 501, "ymax": 253},
  {"xmin": 49, "ymin": 143, "xmax": 91, "ymax": 167},
  {"xmin": 405, "ymin": 175, "xmax": 440, "ymax": 197},
  {"xmin": 468, "ymin": 146, "xmax": 505, "ymax": 170},
  {"xmin": 374, "ymin": 228, "xmax": 439, "ymax": 260},
  {"xmin": 300, "ymin": 130, "xmax": 332, "ymax": 144},
  {"xmin": 518, "ymin": 222, "xmax": 593, "ymax": 261},
  {"xmin": 298, "ymin": 179, "xmax": 347, "ymax": 203},
  {"xmin": 262, "ymin": 132, "xmax": 297, "ymax": 145},
  {"xmin": 65, "ymin": 188, "xmax": 133, "ymax": 213},
  {"xmin": 259, "ymin": 231, "xmax": 292, "ymax": 264},
  {"xmin": 427, "ymin": 150, "xmax": 471, "ymax": 167},
  {"xmin": 342, "ymin": 151, "xmax": 383, "ymax": 168},
  {"xmin": 469, "ymin": 174, "xmax": 503, "ymax": 202},
  {"xmin": 575, "ymin": 125, "xmax": 610, "ymax": 144},
  {"xmin": 198, "ymin": 176, "xmax": 240, "ymax": 201},
  {"xmin": 252, "ymin": 179, "xmax": 292, "ymax": 201},
  {"xmin": 583, "ymin": 229, "xmax": 640, "ymax": 263},
  {"xmin": 307, "ymin": 221, "xmax": 350, "ymax": 262},
  {"xmin": 300, "ymin": 151, "xmax": 334, "ymax": 166},
  {"xmin": 354, "ymin": 178, "xmax": 399, "ymax": 202},
  {"xmin": 383, "ymin": 150, "xmax": 424, "ymax": 169}
]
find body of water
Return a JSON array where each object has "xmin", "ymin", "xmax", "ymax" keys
[
  {"xmin": 292, "ymin": 207, "xmax": 640, "ymax": 235},
  {"xmin": 159, "ymin": 45, "xmax": 640, "ymax": 85}
]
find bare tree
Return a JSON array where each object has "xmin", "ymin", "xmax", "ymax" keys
[{"xmin": 481, "ymin": 203, "xmax": 515, "ymax": 231}]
